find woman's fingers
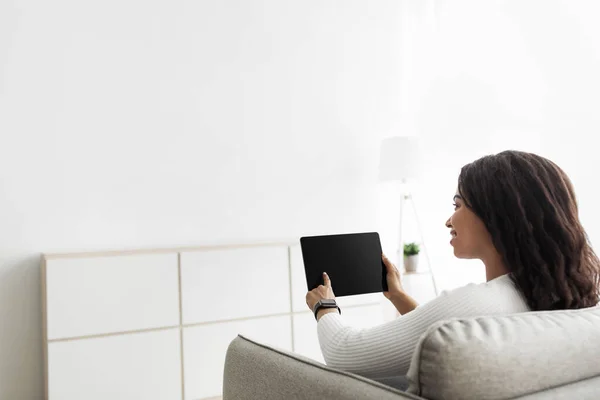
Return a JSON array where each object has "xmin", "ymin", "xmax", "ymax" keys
[
  {"xmin": 382, "ymin": 253, "xmax": 404, "ymax": 296},
  {"xmin": 382, "ymin": 253, "xmax": 396, "ymax": 273},
  {"xmin": 305, "ymin": 273, "xmax": 336, "ymax": 311},
  {"xmin": 323, "ymin": 272, "xmax": 331, "ymax": 287}
]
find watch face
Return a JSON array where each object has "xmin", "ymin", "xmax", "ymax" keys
[{"xmin": 321, "ymin": 299, "xmax": 336, "ymax": 306}]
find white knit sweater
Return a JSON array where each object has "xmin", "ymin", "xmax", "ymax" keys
[{"xmin": 317, "ymin": 274, "xmax": 530, "ymax": 379}]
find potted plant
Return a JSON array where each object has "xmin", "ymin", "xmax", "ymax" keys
[{"xmin": 403, "ymin": 242, "xmax": 420, "ymax": 272}]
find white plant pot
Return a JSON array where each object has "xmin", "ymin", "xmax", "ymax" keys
[{"xmin": 404, "ymin": 255, "xmax": 419, "ymax": 272}]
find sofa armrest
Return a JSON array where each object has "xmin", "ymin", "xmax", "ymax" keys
[{"xmin": 223, "ymin": 335, "xmax": 425, "ymax": 400}]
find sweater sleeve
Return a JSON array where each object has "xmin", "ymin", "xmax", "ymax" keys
[{"xmin": 316, "ymin": 278, "xmax": 526, "ymax": 379}]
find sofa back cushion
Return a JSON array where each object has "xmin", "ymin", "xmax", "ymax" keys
[{"xmin": 407, "ymin": 306, "xmax": 600, "ymax": 400}]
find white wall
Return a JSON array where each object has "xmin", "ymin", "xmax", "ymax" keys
[
  {"xmin": 398, "ymin": 0, "xmax": 600, "ymax": 291},
  {"xmin": 4, "ymin": 1, "xmax": 600, "ymax": 398},
  {"xmin": 0, "ymin": 1, "xmax": 404, "ymax": 398}
]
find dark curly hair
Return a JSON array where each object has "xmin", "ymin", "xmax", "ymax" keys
[{"xmin": 458, "ymin": 150, "xmax": 600, "ymax": 311}]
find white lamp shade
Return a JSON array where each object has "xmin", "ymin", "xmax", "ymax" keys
[{"xmin": 378, "ymin": 136, "xmax": 420, "ymax": 182}]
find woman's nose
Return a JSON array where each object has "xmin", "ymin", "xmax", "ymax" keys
[{"xmin": 445, "ymin": 218, "xmax": 452, "ymax": 228}]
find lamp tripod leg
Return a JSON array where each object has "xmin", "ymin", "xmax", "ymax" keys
[{"xmin": 408, "ymin": 195, "xmax": 439, "ymax": 296}]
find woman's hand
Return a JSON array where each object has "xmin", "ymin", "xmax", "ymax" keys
[
  {"xmin": 306, "ymin": 272, "xmax": 336, "ymax": 312},
  {"xmin": 382, "ymin": 253, "xmax": 404, "ymax": 299},
  {"xmin": 382, "ymin": 253, "xmax": 419, "ymax": 315}
]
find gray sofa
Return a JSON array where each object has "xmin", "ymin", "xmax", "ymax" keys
[{"xmin": 223, "ymin": 306, "xmax": 600, "ymax": 399}]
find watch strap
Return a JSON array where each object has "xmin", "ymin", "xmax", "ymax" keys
[{"xmin": 313, "ymin": 300, "xmax": 341, "ymax": 320}]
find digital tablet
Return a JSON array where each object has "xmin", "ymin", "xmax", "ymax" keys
[{"xmin": 299, "ymin": 232, "xmax": 388, "ymax": 297}]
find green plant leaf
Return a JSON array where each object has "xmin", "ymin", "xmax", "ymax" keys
[{"xmin": 403, "ymin": 242, "xmax": 420, "ymax": 256}]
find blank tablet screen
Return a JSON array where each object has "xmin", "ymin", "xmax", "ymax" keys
[{"xmin": 300, "ymin": 232, "xmax": 387, "ymax": 297}]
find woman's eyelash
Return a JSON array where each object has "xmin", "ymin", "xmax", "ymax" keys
[{"xmin": 453, "ymin": 203, "xmax": 459, "ymax": 208}]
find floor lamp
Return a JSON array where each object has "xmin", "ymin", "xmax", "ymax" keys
[{"xmin": 379, "ymin": 136, "xmax": 438, "ymax": 296}]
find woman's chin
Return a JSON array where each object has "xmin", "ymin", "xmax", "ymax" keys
[
  {"xmin": 453, "ymin": 248, "xmax": 477, "ymax": 259},
  {"xmin": 452, "ymin": 245, "xmax": 466, "ymax": 258},
  {"xmin": 450, "ymin": 238, "xmax": 458, "ymax": 251}
]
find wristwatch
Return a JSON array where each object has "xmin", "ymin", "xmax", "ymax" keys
[{"xmin": 312, "ymin": 299, "xmax": 341, "ymax": 320}]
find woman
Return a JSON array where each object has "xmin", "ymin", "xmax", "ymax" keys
[{"xmin": 306, "ymin": 150, "xmax": 600, "ymax": 381}]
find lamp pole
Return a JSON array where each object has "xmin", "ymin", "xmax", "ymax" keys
[{"xmin": 397, "ymin": 183, "xmax": 408, "ymax": 270}]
